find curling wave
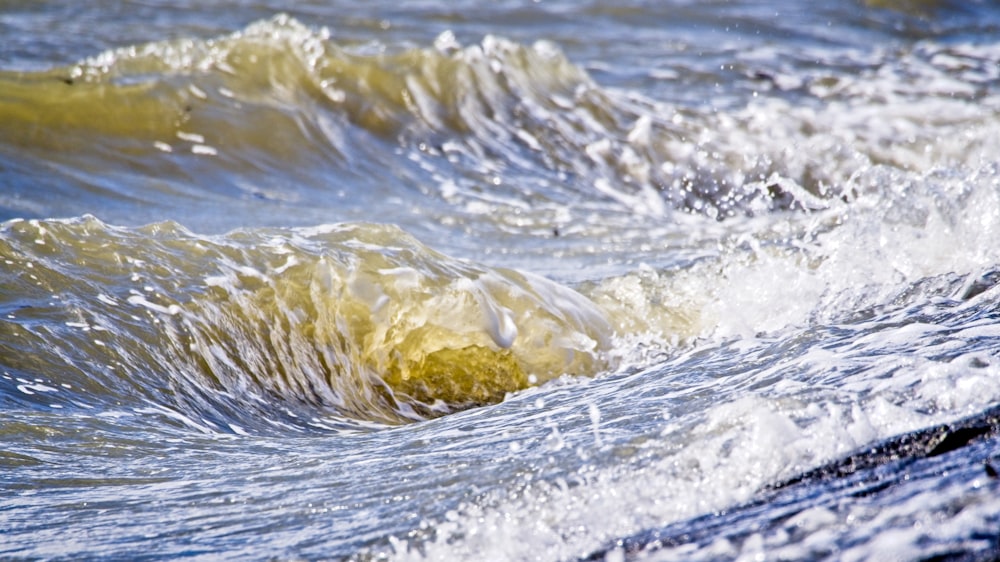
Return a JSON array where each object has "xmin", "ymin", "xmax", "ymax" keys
[{"xmin": 0, "ymin": 217, "xmax": 612, "ymax": 428}]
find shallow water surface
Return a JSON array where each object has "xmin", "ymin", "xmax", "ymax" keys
[{"xmin": 3, "ymin": 1, "xmax": 1000, "ymax": 560}]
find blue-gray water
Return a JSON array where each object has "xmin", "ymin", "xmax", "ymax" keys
[{"xmin": 3, "ymin": 1, "xmax": 1000, "ymax": 560}]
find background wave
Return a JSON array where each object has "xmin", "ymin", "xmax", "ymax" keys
[{"xmin": 3, "ymin": 14, "xmax": 998, "ymax": 238}]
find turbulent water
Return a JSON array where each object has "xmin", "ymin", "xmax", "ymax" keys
[{"xmin": 3, "ymin": 1, "xmax": 1000, "ymax": 560}]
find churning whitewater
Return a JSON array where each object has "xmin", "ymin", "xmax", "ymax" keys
[{"xmin": 3, "ymin": 2, "xmax": 1000, "ymax": 560}]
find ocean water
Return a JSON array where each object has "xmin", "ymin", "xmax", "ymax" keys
[{"xmin": 3, "ymin": 1, "xmax": 1000, "ymax": 560}]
